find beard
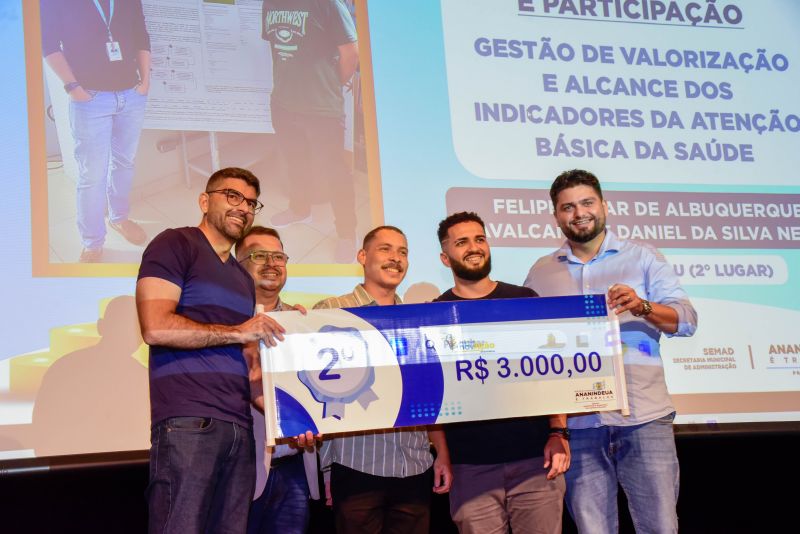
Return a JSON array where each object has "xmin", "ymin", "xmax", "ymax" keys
[
  {"xmin": 450, "ymin": 253, "xmax": 492, "ymax": 281},
  {"xmin": 208, "ymin": 209, "xmax": 251, "ymax": 241},
  {"xmin": 561, "ymin": 215, "xmax": 606, "ymax": 244}
]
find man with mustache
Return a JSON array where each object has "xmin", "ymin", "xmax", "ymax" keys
[
  {"xmin": 433, "ymin": 211, "xmax": 569, "ymax": 534},
  {"xmin": 235, "ymin": 226, "xmax": 318, "ymax": 534},
  {"xmin": 136, "ymin": 167, "xmax": 286, "ymax": 534},
  {"xmin": 313, "ymin": 225, "xmax": 452, "ymax": 534},
  {"xmin": 524, "ymin": 169, "xmax": 697, "ymax": 534}
]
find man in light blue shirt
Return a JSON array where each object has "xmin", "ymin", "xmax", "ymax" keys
[{"xmin": 524, "ymin": 169, "xmax": 697, "ymax": 534}]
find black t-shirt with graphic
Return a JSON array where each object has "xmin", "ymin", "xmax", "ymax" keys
[{"xmin": 263, "ymin": 0, "xmax": 357, "ymax": 117}]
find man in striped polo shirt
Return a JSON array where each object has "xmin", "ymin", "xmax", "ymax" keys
[{"xmin": 314, "ymin": 225, "xmax": 452, "ymax": 534}]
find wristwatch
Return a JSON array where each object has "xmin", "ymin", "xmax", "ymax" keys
[
  {"xmin": 64, "ymin": 81, "xmax": 81, "ymax": 93},
  {"xmin": 634, "ymin": 299, "xmax": 653, "ymax": 317},
  {"xmin": 549, "ymin": 427, "xmax": 570, "ymax": 440}
]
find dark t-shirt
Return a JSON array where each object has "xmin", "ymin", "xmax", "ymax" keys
[
  {"xmin": 40, "ymin": 0, "xmax": 150, "ymax": 91},
  {"xmin": 434, "ymin": 281, "xmax": 552, "ymax": 465},
  {"xmin": 262, "ymin": 0, "xmax": 357, "ymax": 117},
  {"xmin": 138, "ymin": 227, "xmax": 256, "ymax": 428}
]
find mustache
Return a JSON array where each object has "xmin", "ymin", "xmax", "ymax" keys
[
  {"xmin": 225, "ymin": 212, "xmax": 250, "ymax": 224},
  {"xmin": 382, "ymin": 261, "xmax": 405, "ymax": 272},
  {"xmin": 226, "ymin": 207, "xmax": 252, "ymax": 217},
  {"xmin": 463, "ymin": 249, "xmax": 485, "ymax": 260}
]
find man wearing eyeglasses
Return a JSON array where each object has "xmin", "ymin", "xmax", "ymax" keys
[
  {"xmin": 136, "ymin": 167, "xmax": 287, "ymax": 534},
  {"xmin": 235, "ymin": 226, "xmax": 319, "ymax": 534}
]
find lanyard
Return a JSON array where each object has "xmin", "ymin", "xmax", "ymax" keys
[{"xmin": 92, "ymin": 0, "xmax": 115, "ymax": 42}]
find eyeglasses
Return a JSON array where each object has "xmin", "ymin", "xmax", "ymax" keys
[
  {"xmin": 206, "ymin": 189, "xmax": 264, "ymax": 213},
  {"xmin": 241, "ymin": 249, "xmax": 289, "ymax": 266}
]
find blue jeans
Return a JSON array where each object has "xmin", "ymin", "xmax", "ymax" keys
[
  {"xmin": 247, "ymin": 453, "xmax": 310, "ymax": 534},
  {"xmin": 565, "ymin": 414, "xmax": 680, "ymax": 534},
  {"xmin": 69, "ymin": 87, "xmax": 147, "ymax": 249},
  {"xmin": 147, "ymin": 417, "xmax": 256, "ymax": 534}
]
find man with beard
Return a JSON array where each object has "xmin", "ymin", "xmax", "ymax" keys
[
  {"xmin": 314, "ymin": 226, "xmax": 452, "ymax": 534},
  {"xmin": 235, "ymin": 226, "xmax": 318, "ymax": 534},
  {"xmin": 136, "ymin": 167, "xmax": 287, "ymax": 534},
  {"xmin": 433, "ymin": 211, "xmax": 569, "ymax": 534},
  {"xmin": 524, "ymin": 170, "xmax": 697, "ymax": 534}
]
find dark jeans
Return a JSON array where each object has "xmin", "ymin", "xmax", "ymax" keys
[
  {"xmin": 271, "ymin": 105, "xmax": 357, "ymax": 238},
  {"xmin": 331, "ymin": 463, "xmax": 432, "ymax": 534},
  {"xmin": 247, "ymin": 453, "xmax": 310, "ymax": 534},
  {"xmin": 147, "ymin": 417, "xmax": 255, "ymax": 534}
]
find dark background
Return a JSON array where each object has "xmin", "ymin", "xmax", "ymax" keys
[{"xmin": 1, "ymin": 430, "xmax": 797, "ymax": 533}]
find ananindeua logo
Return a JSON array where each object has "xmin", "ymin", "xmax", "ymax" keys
[{"xmin": 574, "ymin": 380, "xmax": 615, "ymax": 404}]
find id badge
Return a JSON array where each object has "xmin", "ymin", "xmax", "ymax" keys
[{"xmin": 106, "ymin": 41, "xmax": 123, "ymax": 62}]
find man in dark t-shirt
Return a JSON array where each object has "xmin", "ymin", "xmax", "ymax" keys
[
  {"xmin": 136, "ymin": 167, "xmax": 286, "ymax": 534},
  {"xmin": 40, "ymin": 0, "xmax": 151, "ymax": 262},
  {"xmin": 432, "ymin": 211, "xmax": 570, "ymax": 534},
  {"xmin": 262, "ymin": 0, "xmax": 360, "ymax": 263}
]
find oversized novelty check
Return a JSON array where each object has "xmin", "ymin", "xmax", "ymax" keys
[{"xmin": 260, "ymin": 295, "xmax": 628, "ymax": 445}]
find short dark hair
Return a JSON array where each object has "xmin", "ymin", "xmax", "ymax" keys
[
  {"xmin": 437, "ymin": 211, "xmax": 485, "ymax": 243},
  {"xmin": 362, "ymin": 225, "xmax": 406, "ymax": 249},
  {"xmin": 550, "ymin": 169, "xmax": 603, "ymax": 207},
  {"xmin": 235, "ymin": 226, "xmax": 283, "ymax": 259},
  {"xmin": 206, "ymin": 167, "xmax": 261, "ymax": 197}
]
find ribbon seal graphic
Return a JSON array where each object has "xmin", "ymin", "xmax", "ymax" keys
[{"xmin": 297, "ymin": 326, "xmax": 378, "ymax": 420}]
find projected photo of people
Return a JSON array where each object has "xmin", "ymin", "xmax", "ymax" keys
[
  {"xmin": 33, "ymin": 0, "xmax": 374, "ymax": 271},
  {"xmin": 263, "ymin": 0, "xmax": 363, "ymax": 263},
  {"xmin": 40, "ymin": 0, "xmax": 151, "ymax": 264}
]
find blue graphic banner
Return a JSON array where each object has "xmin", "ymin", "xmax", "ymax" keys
[{"xmin": 261, "ymin": 295, "xmax": 627, "ymax": 444}]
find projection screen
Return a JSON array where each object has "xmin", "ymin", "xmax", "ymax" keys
[{"xmin": 1, "ymin": 0, "xmax": 799, "ymax": 465}]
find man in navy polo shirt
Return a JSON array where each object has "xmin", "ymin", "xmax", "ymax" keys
[{"xmin": 136, "ymin": 167, "xmax": 286, "ymax": 533}]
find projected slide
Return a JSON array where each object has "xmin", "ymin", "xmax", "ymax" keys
[
  {"xmin": 368, "ymin": 0, "xmax": 800, "ymax": 425},
  {"xmin": 442, "ymin": 1, "xmax": 797, "ymax": 185},
  {"xmin": 1, "ymin": 0, "xmax": 799, "ymax": 464}
]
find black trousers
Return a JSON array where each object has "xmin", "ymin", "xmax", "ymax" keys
[
  {"xmin": 331, "ymin": 463, "xmax": 432, "ymax": 534},
  {"xmin": 271, "ymin": 105, "xmax": 357, "ymax": 239}
]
